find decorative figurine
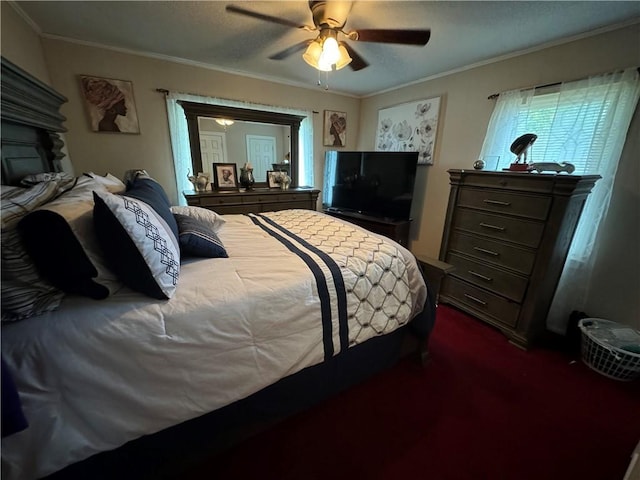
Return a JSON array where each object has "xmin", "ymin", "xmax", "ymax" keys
[
  {"xmin": 473, "ymin": 159, "xmax": 485, "ymax": 170},
  {"xmin": 188, "ymin": 171, "xmax": 210, "ymax": 192},
  {"xmin": 274, "ymin": 171, "xmax": 291, "ymax": 190},
  {"xmin": 530, "ymin": 162, "xmax": 575, "ymax": 174},
  {"xmin": 508, "ymin": 133, "xmax": 537, "ymax": 171},
  {"xmin": 239, "ymin": 162, "xmax": 255, "ymax": 190}
]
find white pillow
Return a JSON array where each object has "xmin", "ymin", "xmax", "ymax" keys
[
  {"xmin": 94, "ymin": 191, "xmax": 180, "ymax": 299},
  {"xmin": 83, "ymin": 172, "xmax": 126, "ymax": 193},
  {"xmin": 171, "ymin": 205, "xmax": 226, "ymax": 232}
]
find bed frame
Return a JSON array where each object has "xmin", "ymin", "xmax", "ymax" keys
[
  {"xmin": 1, "ymin": 56, "xmax": 437, "ymax": 479},
  {"xmin": 1, "ymin": 57, "xmax": 67, "ymax": 186}
]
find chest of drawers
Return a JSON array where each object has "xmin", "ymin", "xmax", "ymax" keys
[
  {"xmin": 439, "ymin": 169, "xmax": 599, "ymax": 348},
  {"xmin": 184, "ymin": 188, "xmax": 320, "ymax": 214}
]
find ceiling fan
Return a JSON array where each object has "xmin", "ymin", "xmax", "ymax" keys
[{"xmin": 225, "ymin": 1, "xmax": 431, "ymax": 72}]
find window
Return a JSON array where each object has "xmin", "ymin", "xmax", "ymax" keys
[
  {"xmin": 504, "ymin": 86, "xmax": 615, "ymax": 174},
  {"xmin": 480, "ymin": 68, "xmax": 639, "ymax": 333}
]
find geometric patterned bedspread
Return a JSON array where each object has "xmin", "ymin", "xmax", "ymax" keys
[{"xmin": 251, "ymin": 210, "xmax": 417, "ymax": 357}]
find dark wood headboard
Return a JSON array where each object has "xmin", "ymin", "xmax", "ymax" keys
[{"xmin": 1, "ymin": 57, "xmax": 68, "ymax": 186}]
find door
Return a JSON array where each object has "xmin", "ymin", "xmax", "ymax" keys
[
  {"xmin": 200, "ymin": 132, "xmax": 227, "ymax": 176},
  {"xmin": 246, "ymin": 135, "xmax": 276, "ymax": 183}
]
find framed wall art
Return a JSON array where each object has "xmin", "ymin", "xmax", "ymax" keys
[
  {"xmin": 323, "ymin": 110, "xmax": 347, "ymax": 147},
  {"xmin": 79, "ymin": 75, "xmax": 140, "ymax": 134},
  {"xmin": 375, "ymin": 96, "xmax": 441, "ymax": 165},
  {"xmin": 213, "ymin": 163, "xmax": 239, "ymax": 191}
]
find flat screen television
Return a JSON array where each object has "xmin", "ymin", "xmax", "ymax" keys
[{"xmin": 322, "ymin": 150, "xmax": 419, "ymax": 221}]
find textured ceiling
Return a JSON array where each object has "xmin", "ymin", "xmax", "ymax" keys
[{"xmin": 13, "ymin": 1, "xmax": 640, "ymax": 97}]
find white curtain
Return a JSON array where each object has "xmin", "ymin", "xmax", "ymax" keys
[
  {"xmin": 480, "ymin": 68, "xmax": 640, "ymax": 333},
  {"xmin": 165, "ymin": 92, "xmax": 314, "ymax": 206}
]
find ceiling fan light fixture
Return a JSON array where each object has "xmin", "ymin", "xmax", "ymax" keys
[
  {"xmin": 228, "ymin": 2, "xmax": 433, "ymax": 79},
  {"xmin": 303, "ymin": 34, "xmax": 352, "ymax": 71},
  {"xmin": 334, "ymin": 44, "xmax": 352, "ymax": 70},
  {"xmin": 215, "ymin": 118, "xmax": 234, "ymax": 127},
  {"xmin": 319, "ymin": 35, "xmax": 340, "ymax": 66},
  {"xmin": 303, "ymin": 40, "xmax": 324, "ymax": 69}
]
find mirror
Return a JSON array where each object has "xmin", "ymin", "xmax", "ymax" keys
[
  {"xmin": 179, "ymin": 101, "xmax": 305, "ymax": 188},
  {"xmin": 197, "ymin": 116, "xmax": 290, "ymax": 187}
]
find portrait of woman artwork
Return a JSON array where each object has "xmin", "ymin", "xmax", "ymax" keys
[
  {"xmin": 323, "ymin": 110, "xmax": 347, "ymax": 147},
  {"xmin": 79, "ymin": 75, "xmax": 140, "ymax": 133}
]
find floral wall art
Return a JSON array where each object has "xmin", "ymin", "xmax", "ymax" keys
[{"xmin": 375, "ymin": 97, "xmax": 441, "ymax": 165}]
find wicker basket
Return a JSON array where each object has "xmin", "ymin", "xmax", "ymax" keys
[{"xmin": 579, "ymin": 318, "xmax": 640, "ymax": 381}]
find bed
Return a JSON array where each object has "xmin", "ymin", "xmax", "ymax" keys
[{"xmin": 0, "ymin": 57, "xmax": 436, "ymax": 480}]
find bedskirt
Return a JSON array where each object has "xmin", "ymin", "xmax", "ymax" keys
[{"xmin": 44, "ymin": 317, "xmax": 432, "ymax": 479}]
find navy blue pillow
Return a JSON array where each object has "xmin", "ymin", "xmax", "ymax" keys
[
  {"xmin": 125, "ymin": 177, "xmax": 179, "ymax": 242},
  {"xmin": 174, "ymin": 214, "xmax": 228, "ymax": 258}
]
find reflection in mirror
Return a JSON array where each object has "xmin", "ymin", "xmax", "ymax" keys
[
  {"xmin": 197, "ymin": 116, "xmax": 291, "ymax": 188},
  {"xmin": 178, "ymin": 101, "xmax": 304, "ymax": 189}
]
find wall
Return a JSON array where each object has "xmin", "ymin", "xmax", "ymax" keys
[
  {"xmin": 0, "ymin": 2, "xmax": 75, "ymax": 175},
  {"xmin": 0, "ymin": 2, "xmax": 49, "ymax": 84},
  {"xmin": 36, "ymin": 38, "xmax": 360, "ymax": 206},
  {"xmin": 359, "ymin": 23, "xmax": 640, "ymax": 328},
  {"xmin": 583, "ymin": 106, "xmax": 640, "ymax": 326}
]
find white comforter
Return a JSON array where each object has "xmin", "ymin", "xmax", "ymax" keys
[{"xmin": 1, "ymin": 210, "xmax": 427, "ymax": 479}]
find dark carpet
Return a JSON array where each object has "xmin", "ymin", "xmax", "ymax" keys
[{"xmin": 185, "ymin": 304, "xmax": 640, "ymax": 480}]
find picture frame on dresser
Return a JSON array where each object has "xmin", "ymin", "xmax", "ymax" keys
[
  {"xmin": 266, "ymin": 170, "xmax": 280, "ymax": 188},
  {"xmin": 212, "ymin": 163, "xmax": 238, "ymax": 191}
]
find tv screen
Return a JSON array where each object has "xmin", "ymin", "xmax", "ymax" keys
[{"xmin": 322, "ymin": 151, "xmax": 419, "ymax": 221}]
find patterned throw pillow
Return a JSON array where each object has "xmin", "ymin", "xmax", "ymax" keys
[
  {"xmin": 93, "ymin": 190, "xmax": 180, "ymax": 299},
  {"xmin": 1, "ymin": 182, "xmax": 65, "ymax": 322},
  {"xmin": 125, "ymin": 176, "xmax": 179, "ymax": 243},
  {"xmin": 170, "ymin": 205, "xmax": 226, "ymax": 232},
  {"xmin": 174, "ymin": 213, "xmax": 228, "ymax": 258},
  {"xmin": 18, "ymin": 177, "xmax": 121, "ymax": 299}
]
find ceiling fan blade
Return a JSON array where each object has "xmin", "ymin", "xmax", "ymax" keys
[
  {"xmin": 269, "ymin": 40, "xmax": 313, "ymax": 61},
  {"xmin": 351, "ymin": 29, "xmax": 431, "ymax": 45},
  {"xmin": 225, "ymin": 5, "xmax": 309, "ymax": 30},
  {"xmin": 342, "ymin": 42, "xmax": 368, "ymax": 71}
]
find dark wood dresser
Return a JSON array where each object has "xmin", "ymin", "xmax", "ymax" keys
[
  {"xmin": 184, "ymin": 187, "xmax": 320, "ymax": 214},
  {"xmin": 439, "ymin": 169, "xmax": 599, "ymax": 348},
  {"xmin": 323, "ymin": 209, "xmax": 412, "ymax": 247}
]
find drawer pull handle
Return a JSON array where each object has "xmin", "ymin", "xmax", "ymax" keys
[
  {"xmin": 469, "ymin": 270, "xmax": 493, "ymax": 282},
  {"xmin": 484, "ymin": 199, "xmax": 511, "ymax": 206},
  {"xmin": 479, "ymin": 222, "xmax": 505, "ymax": 231},
  {"xmin": 464, "ymin": 294, "xmax": 487, "ymax": 306},
  {"xmin": 473, "ymin": 246, "xmax": 499, "ymax": 256}
]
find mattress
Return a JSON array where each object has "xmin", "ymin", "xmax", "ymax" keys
[{"xmin": 1, "ymin": 210, "xmax": 427, "ymax": 479}]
